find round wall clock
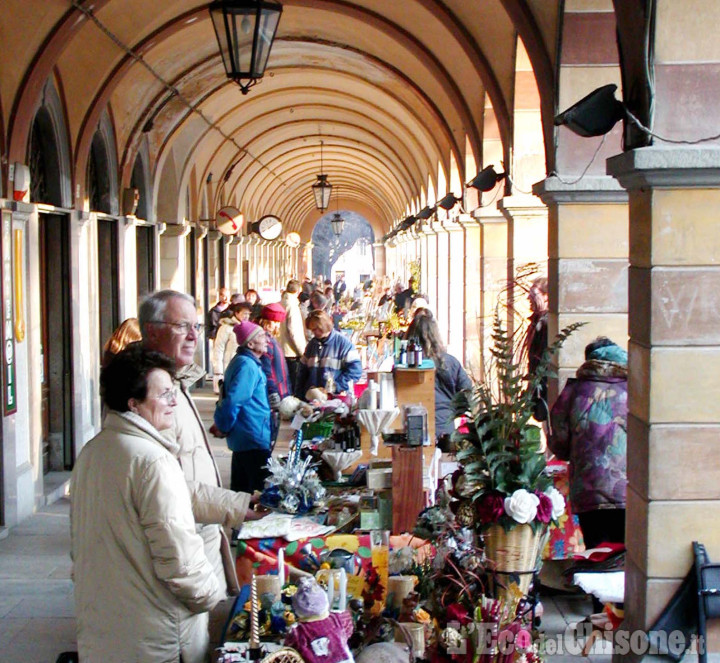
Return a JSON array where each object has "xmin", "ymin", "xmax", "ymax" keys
[{"xmin": 255, "ymin": 214, "xmax": 283, "ymax": 240}]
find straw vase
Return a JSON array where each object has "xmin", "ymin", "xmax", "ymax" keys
[{"xmin": 482, "ymin": 523, "xmax": 547, "ymax": 600}]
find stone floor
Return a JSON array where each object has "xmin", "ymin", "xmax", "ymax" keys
[{"xmin": 0, "ymin": 385, "xmax": 612, "ymax": 663}]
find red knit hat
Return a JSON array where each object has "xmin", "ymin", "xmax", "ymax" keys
[
  {"xmin": 260, "ymin": 302, "xmax": 287, "ymax": 322},
  {"xmin": 234, "ymin": 321, "xmax": 264, "ymax": 346}
]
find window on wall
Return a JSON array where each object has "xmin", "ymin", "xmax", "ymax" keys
[
  {"xmin": 136, "ymin": 225, "xmax": 155, "ymax": 301},
  {"xmin": 87, "ymin": 133, "xmax": 112, "ymax": 214},
  {"xmin": 185, "ymin": 229, "xmax": 196, "ymax": 298},
  {"xmin": 130, "ymin": 156, "xmax": 148, "ymax": 220},
  {"xmin": 29, "ymin": 109, "xmax": 63, "ymax": 206}
]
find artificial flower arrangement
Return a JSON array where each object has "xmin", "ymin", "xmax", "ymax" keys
[
  {"xmin": 409, "ymin": 489, "xmax": 543, "ymax": 663},
  {"xmin": 450, "ymin": 311, "xmax": 583, "ymax": 533},
  {"xmin": 260, "ymin": 434, "xmax": 327, "ymax": 514}
]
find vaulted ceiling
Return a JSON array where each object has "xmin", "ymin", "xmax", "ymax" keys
[{"xmin": 2, "ymin": 0, "xmax": 561, "ymax": 238}]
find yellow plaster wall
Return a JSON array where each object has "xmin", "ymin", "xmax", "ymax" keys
[{"xmin": 655, "ymin": 0, "xmax": 720, "ymax": 62}]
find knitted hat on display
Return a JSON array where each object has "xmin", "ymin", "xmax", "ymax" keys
[
  {"xmin": 234, "ymin": 321, "xmax": 264, "ymax": 347},
  {"xmin": 260, "ymin": 302, "xmax": 287, "ymax": 322},
  {"xmin": 291, "ymin": 577, "xmax": 329, "ymax": 621}
]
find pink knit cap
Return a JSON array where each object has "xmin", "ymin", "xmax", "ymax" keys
[{"xmin": 234, "ymin": 320, "xmax": 264, "ymax": 347}]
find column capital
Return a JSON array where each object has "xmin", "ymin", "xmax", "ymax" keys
[
  {"xmin": 427, "ymin": 220, "xmax": 443, "ymax": 235},
  {"xmin": 533, "ymin": 175, "xmax": 627, "ymax": 204},
  {"xmin": 441, "ymin": 218, "xmax": 465, "ymax": 233},
  {"xmin": 497, "ymin": 195, "xmax": 547, "ymax": 222},
  {"xmin": 159, "ymin": 220, "xmax": 191, "ymax": 237},
  {"xmin": 474, "ymin": 207, "xmax": 507, "ymax": 225},
  {"xmin": 607, "ymin": 145, "xmax": 720, "ymax": 190}
]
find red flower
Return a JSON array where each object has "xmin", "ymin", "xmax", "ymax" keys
[
  {"xmin": 476, "ymin": 491, "xmax": 505, "ymax": 524},
  {"xmin": 446, "ymin": 602, "xmax": 471, "ymax": 625},
  {"xmin": 449, "ymin": 469, "xmax": 464, "ymax": 498},
  {"xmin": 535, "ymin": 492, "xmax": 552, "ymax": 523}
]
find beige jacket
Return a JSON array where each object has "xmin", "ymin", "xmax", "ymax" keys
[
  {"xmin": 279, "ymin": 291, "xmax": 307, "ymax": 358},
  {"xmin": 169, "ymin": 362, "xmax": 249, "ymax": 596},
  {"xmin": 212, "ymin": 316, "xmax": 239, "ymax": 374},
  {"xmin": 71, "ymin": 411, "xmax": 224, "ymax": 663}
]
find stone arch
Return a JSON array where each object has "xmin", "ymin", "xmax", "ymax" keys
[
  {"xmin": 86, "ymin": 110, "xmax": 119, "ymax": 215},
  {"xmin": 27, "ymin": 78, "xmax": 72, "ymax": 208}
]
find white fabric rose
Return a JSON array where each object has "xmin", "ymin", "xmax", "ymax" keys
[
  {"xmin": 504, "ymin": 489, "xmax": 540, "ymax": 524},
  {"xmin": 545, "ymin": 487, "xmax": 566, "ymax": 520}
]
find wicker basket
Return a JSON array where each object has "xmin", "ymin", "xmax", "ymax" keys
[{"xmin": 482, "ymin": 523, "xmax": 547, "ymax": 600}]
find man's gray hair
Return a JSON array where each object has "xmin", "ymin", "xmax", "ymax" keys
[{"xmin": 138, "ymin": 290, "xmax": 196, "ymax": 334}]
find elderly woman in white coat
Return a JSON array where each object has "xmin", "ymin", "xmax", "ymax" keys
[{"xmin": 71, "ymin": 345, "xmax": 222, "ymax": 663}]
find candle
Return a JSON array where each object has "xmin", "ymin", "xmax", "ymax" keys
[
  {"xmin": 278, "ymin": 548, "xmax": 285, "ymax": 587},
  {"xmin": 338, "ymin": 568, "xmax": 347, "ymax": 611},
  {"xmin": 326, "ymin": 571, "xmax": 334, "ymax": 610},
  {"xmin": 250, "ymin": 574, "xmax": 260, "ymax": 649}
]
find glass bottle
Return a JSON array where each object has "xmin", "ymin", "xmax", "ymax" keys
[
  {"xmin": 370, "ymin": 530, "xmax": 390, "ymax": 614},
  {"xmin": 407, "ymin": 338, "xmax": 416, "ymax": 368},
  {"xmin": 398, "ymin": 340, "xmax": 408, "ymax": 366}
]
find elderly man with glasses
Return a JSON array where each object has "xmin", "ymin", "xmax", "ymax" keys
[{"xmin": 139, "ymin": 289, "xmax": 259, "ymax": 647}]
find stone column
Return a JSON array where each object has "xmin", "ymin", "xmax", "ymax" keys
[
  {"xmin": 608, "ymin": 147, "xmax": 720, "ymax": 657},
  {"xmin": 498, "ymin": 195, "xmax": 548, "ymax": 338},
  {"xmin": 444, "ymin": 220, "xmax": 465, "ymax": 361},
  {"xmin": 460, "ymin": 215, "xmax": 482, "ymax": 373},
  {"xmin": 373, "ymin": 242, "xmax": 386, "ymax": 282},
  {"xmin": 119, "ymin": 215, "xmax": 137, "ymax": 319},
  {"xmin": 432, "ymin": 221, "xmax": 449, "ymax": 335},
  {"xmin": 477, "ymin": 210, "xmax": 507, "ymax": 372},
  {"xmin": 158, "ymin": 220, "xmax": 191, "ymax": 291},
  {"xmin": 226, "ymin": 233, "xmax": 239, "ymax": 292},
  {"xmin": 533, "ymin": 177, "xmax": 629, "ymax": 398},
  {"xmin": 300, "ymin": 241, "xmax": 313, "ymax": 281}
]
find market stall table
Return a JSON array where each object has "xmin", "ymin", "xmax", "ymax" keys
[{"xmin": 234, "ymin": 530, "xmax": 427, "ymax": 586}]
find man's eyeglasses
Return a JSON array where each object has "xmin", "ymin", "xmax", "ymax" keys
[
  {"xmin": 157, "ymin": 388, "xmax": 178, "ymax": 404},
  {"xmin": 150, "ymin": 321, "xmax": 203, "ymax": 335}
]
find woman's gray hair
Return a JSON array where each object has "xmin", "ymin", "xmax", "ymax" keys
[{"xmin": 138, "ymin": 290, "xmax": 195, "ymax": 334}]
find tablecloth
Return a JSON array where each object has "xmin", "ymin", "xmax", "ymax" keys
[
  {"xmin": 542, "ymin": 459, "xmax": 586, "ymax": 560},
  {"xmin": 235, "ymin": 532, "xmax": 426, "ymax": 586},
  {"xmin": 356, "ymin": 408, "xmax": 400, "ymax": 455}
]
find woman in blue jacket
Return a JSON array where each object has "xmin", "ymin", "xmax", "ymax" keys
[
  {"xmin": 407, "ymin": 313, "xmax": 472, "ymax": 437},
  {"xmin": 214, "ymin": 320, "xmax": 272, "ymax": 493},
  {"xmin": 296, "ymin": 310, "xmax": 363, "ymax": 398}
]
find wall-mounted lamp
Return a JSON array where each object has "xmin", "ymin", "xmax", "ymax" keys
[
  {"xmin": 466, "ymin": 165, "xmax": 506, "ymax": 192},
  {"xmin": 554, "ymin": 84, "xmax": 625, "ymax": 137},
  {"xmin": 416, "ymin": 205, "xmax": 435, "ymax": 220},
  {"xmin": 209, "ymin": 0, "xmax": 283, "ymax": 95},
  {"xmin": 311, "ymin": 140, "xmax": 332, "ymax": 210},
  {"xmin": 437, "ymin": 193, "xmax": 461, "ymax": 211},
  {"xmin": 399, "ymin": 215, "xmax": 416, "ymax": 230}
]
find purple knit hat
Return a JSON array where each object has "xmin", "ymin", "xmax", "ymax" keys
[
  {"xmin": 291, "ymin": 577, "xmax": 329, "ymax": 620},
  {"xmin": 234, "ymin": 320, "xmax": 264, "ymax": 347}
]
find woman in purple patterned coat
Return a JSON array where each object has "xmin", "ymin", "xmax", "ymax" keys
[{"xmin": 548, "ymin": 337, "xmax": 628, "ymax": 549}]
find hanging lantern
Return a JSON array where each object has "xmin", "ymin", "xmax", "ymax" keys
[
  {"xmin": 209, "ymin": 0, "xmax": 283, "ymax": 95},
  {"xmin": 311, "ymin": 140, "xmax": 332, "ymax": 210}
]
